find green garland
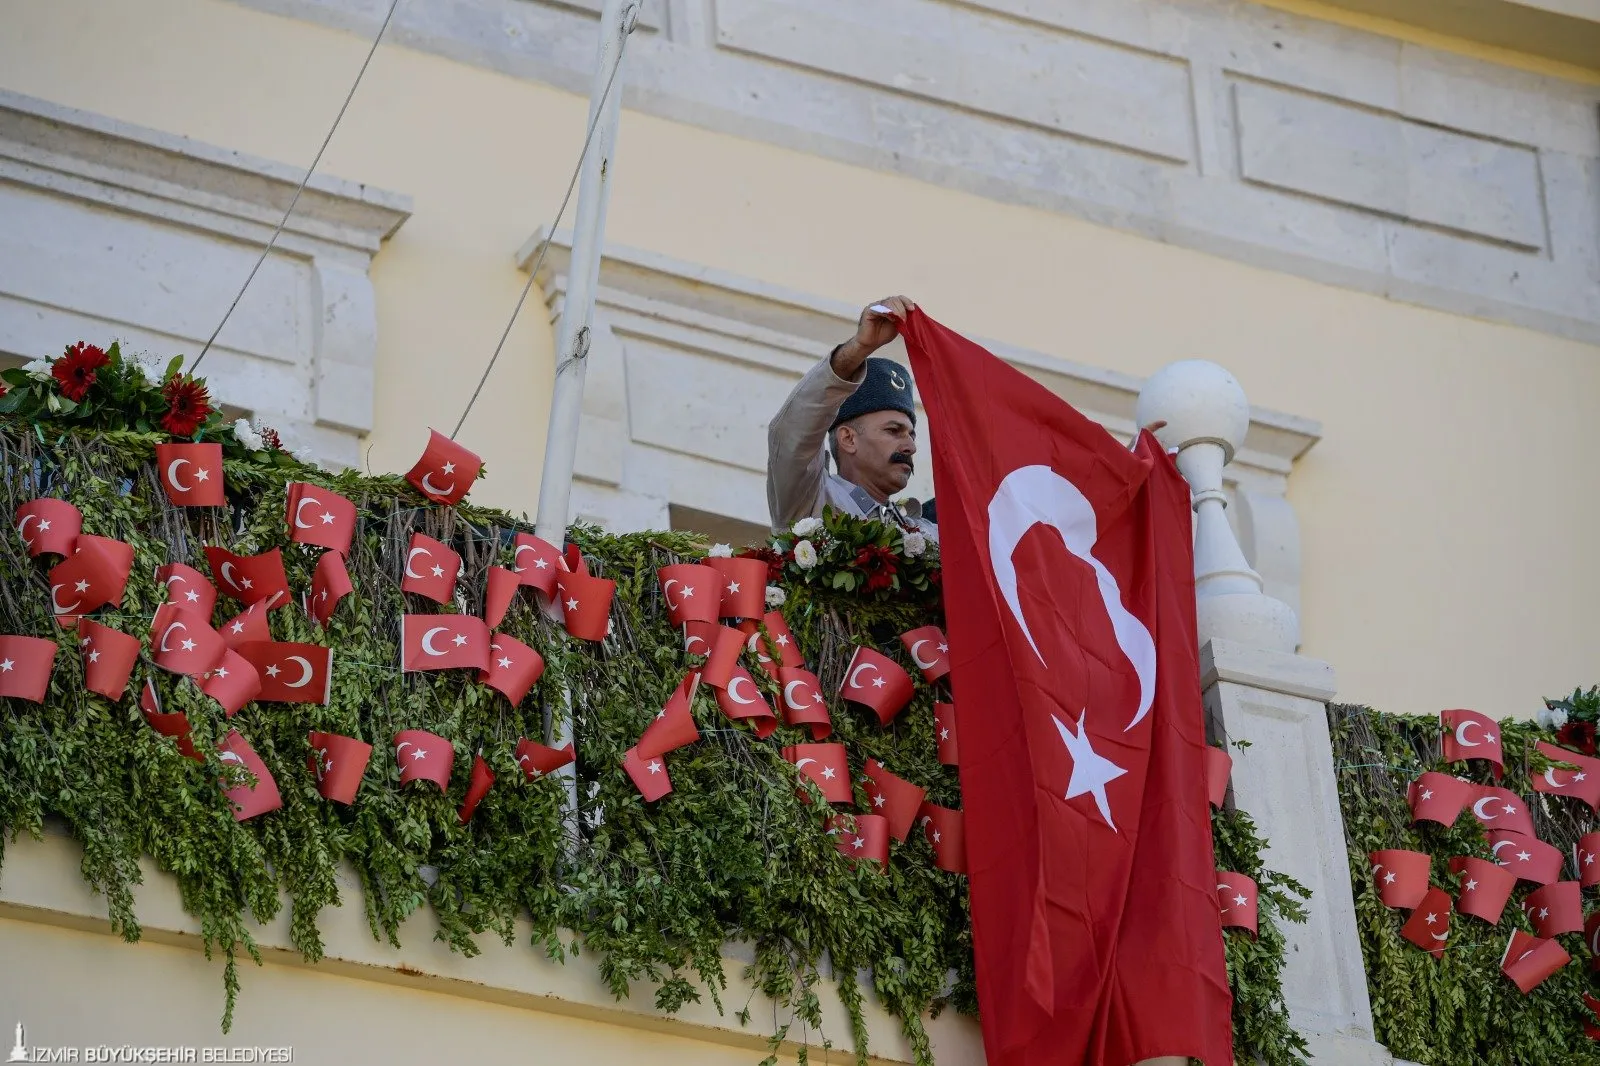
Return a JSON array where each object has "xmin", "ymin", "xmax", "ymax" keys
[{"xmin": 1330, "ymin": 704, "xmax": 1600, "ymax": 1064}]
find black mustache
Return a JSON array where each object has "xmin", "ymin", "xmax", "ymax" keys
[{"xmin": 889, "ymin": 452, "xmax": 915, "ymax": 472}]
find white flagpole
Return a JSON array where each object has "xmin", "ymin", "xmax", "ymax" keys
[{"xmin": 534, "ymin": 0, "xmax": 639, "ymax": 545}]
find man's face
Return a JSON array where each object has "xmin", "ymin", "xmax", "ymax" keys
[{"xmin": 837, "ymin": 410, "xmax": 917, "ymax": 494}]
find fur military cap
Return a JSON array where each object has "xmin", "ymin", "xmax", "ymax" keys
[{"xmin": 831, "ymin": 356, "xmax": 917, "ymax": 430}]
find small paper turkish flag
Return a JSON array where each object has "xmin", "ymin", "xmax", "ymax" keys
[
  {"xmin": 14, "ymin": 497, "xmax": 81, "ymax": 558},
  {"xmin": 1450, "ymin": 855, "xmax": 1517, "ymax": 924},
  {"xmin": 219, "ymin": 601, "xmax": 270, "ymax": 650},
  {"xmin": 393, "ymin": 729, "xmax": 454, "ymax": 790},
  {"xmin": 658, "ymin": 563, "xmax": 721, "ymax": 626},
  {"xmin": 1487, "ymin": 829, "xmax": 1564, "ymax": 885},
  {"xmin": 483, "ymin": 566, "xmax": 521, "ymax": 629},
  {"xmin": 783, "ymin": 742, "xmax": 852, "ymax": 804},
  {"xmin": 401, "ymin": 613, "xmax": 490, "ymax": 672},
  {"xmin": 155, "ymin": 442, "xmax": 226, "ymax": 507},
  {"xmin": 1531, "ymin": 740, "xmax": 1600, "ymax": 810},
  {"xmin": 204, "ymin": 546, "xmax": 289, "ymax": 608},
  {"xmin": 1575, "ymin": 831, "xmax": 1600, "ymax": 887},
  {"xmin": 840, "ymin": 646, "xmax": 915, "ymax": 726},
  {"xmin": 933, "ymin": 701, "xmax": 958, "ymax": 765},
  {"xmin": 831, "ymin": 813, "xmax": 889, "ymax": 870},
  {"xmin": 237, "ymin": 641, "xmax": 332, "ymax": 704},
  {"xmin": 512, "ymin": 533, "xmax": 563, "ymax": 597},
  {"xmin": 899, "ymin": 625, "xmax": 950, "ymax": 683},
  {"xmin": 1399, "ymin": 888, "xmax": 1452, "ymax": 959},
  {"xmin": 285, "ymin": 482, "xmax": 357, "ymax": 554},
  {"xmin": 756, "ymin": 610, "xmax": 804, "ymax": 669},
  {"xmin": 1586, "ymin": 914, "xmax": 1600, "ymax": 971},
  {"xmin": 218, "ymin": 730, "xmax": 282, "ymax": 821},
  {"xmin": 150, "ymin": 603, "xmax": 227, "ymax": 677},
  {"xmin": 716, "ymin": 665, "xmax": 778, "ymax": 738},
  {"xmin": 919, "ymin": 801, "xmax": 967, "ymax": 874},
  {"xmin": 1501, "ymin": 929, "xmax": 1570, "ymax": 994},
  {"xmin": 78, "ymin": 619, "xmax": 139, "ymax": 700},
  {"xmin": 459, "ymin": 755, "xmax": 495, "ymax": 825},
  {"xmin": 864, "ymin": 759, "xmax": 927, "ymax": 842},
  {"xmin": 1215, "ymin": 871, "xmax": 1259, "ymax": 937},
  {"xmin": 1369, "ymin": 849, "xmax": 1431, "ymax": 909},
  {"xmin": 308, "ymin": 549, "xmax": 352, "ymax": 628},
  {"xmin": 555, "ymin": 568, "xmax": 614, "ymax": 641},
  {"xmin": 706, "ymin": 557, "xmax": 766, "ymax": 619},
  {"xmin": 1441, "ymin": 709, "xmax": 1504, "ymax": 776},
  {"xmin": 141, "ymin": 683, "xmax": 201, "ymax": 761},
  {"xmin": 156, "ymin": 562, "xmax": 217, "ymax": 619},
  {"xmin": 1467, "ymin": 785, "xmax": 1536, "ymax": 837},
  {"xmin": 514, "ymin": 738, "xmax": 574, "ymax": 780},
  {"xmin": 1205, "ymin": 746, "xmax": 1231, "ymax": 809},
  {"xmin": 479, "ymin": 633, "xmax": 544, "ymax": 705},
  {"xmin": 686, "ymin": 621, "xmax": 743, "ymax": 688},
  {"xmin": 200, "ymin": 648, "xmax": 261, "ymax": 717},
  {"xmin": 49, "ymin": 535, "xmax": 133, "ymax": 615},
  {"xmin": 405, "ymin": 429, "xmax": 480, "ymax": 505},
  {"xmin": 778, "ymin": 666, "xmax": 832, "ymax": 739},
  {"xmin": 623, "ymin": 745, "xmax": 673, "ymax": 801},
  {"xmin": 638, "ymin": 672, "xmax": 701, "ymax": 759},
  {"xmin": 1408, "ymin": 772, "xmax": 1471, "ymax": 827},
  {"xmin": 307, "ymin": 731, "xmax": 371, "ymax": 805},
  {"xmin": 402, "ymin": 533, "xmax": 461, "ymax": 604},
  {"xmin": 0, "ymin": 635, "xmax": 57, "ymax": 702},
  {"xmin": 1522, "ymin": 880, "xmax": 1583, "ymax": 938}
]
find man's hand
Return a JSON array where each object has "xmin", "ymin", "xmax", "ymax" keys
[{"xmin": 831, "ymin": 296, "xmax": 916, "ymax": 379}]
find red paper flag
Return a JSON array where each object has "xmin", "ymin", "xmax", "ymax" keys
[
  {"xmin": 150, "ymin": 603, "xmax": 227, "ymax": 677},
  {"xmin": 511, "ymin": 532, "xmax": 563, "ymax": 597},
  {"xmin": 48, "ymin": 535, "xmax": 133, "ymax": 615},
  {"xmin": 204, "ymin": 546, "xmax": 289, "ymax": 609},
  {"xmin": 1369, "ymin": 849, "xmax": 1431, "ymax": 909},
  {"xmin": 405, "ymin": 429, "xmax": 480, "ymax": 505},
  {"xmin": 1408, "ymin": 772, "xmax": 1471, "ymax": 827},
  {"xmin": 623, "ymin": 745, "xmax": 673, "ymax": 801},
  {"xmin": 1501, "ymin": 929, "xmax": 1570, "ymax": 994},
  {"xmin": 0, "ymin": 635, "xmax": 57, "ymax": 703},
  {"xmin": 479, "ymin": 633, "xmax": 544, "ymax": 705},
  {"xmin": 141, "ymin": 686, "xmax": 201, "ymax": 762},
  {"xmin": 1575, "ymin": 831, "xmax": 1600, "ymax": 887},
  {"xmin": 753, "ymin": 610, "xmax": 803, "ymax": 669},
  {"xmin": 706, "ymin": 556, "xmax": 766, "ymax": 619},
  {"xmin": 658, "ymin": 563, "xmax": 721, "ymax": 626},
  {"xmin": 1488, "ymin": 830, "xmax": 1565, "ymax": 885},
  {"xmin": 782, "ymin": 742, "xmax": 852, "ymax": 804},
  {"xmin": 483, "ymin": 566, "xmax": 521, "ymax": 629},
  {"xmin": 1450, "ymin": 855, "xmax": 1518, "ymax": 924},
  {"xmin": 401, "ymin": 533, "xmax": 461, "ymax": 604},
  {"xmin": 219, "ymin": 601, "xmax": 270, "ymax": 650},
  {"xmin": 637, "ymin": 672, "xmax": 701, "ymax": 759},
  {"xmin": 78, "ymin": 619, "xmax": 139, "ymax": 701},
  {"xmin": 514, "ymin": 738, "xmax": 574, "ymax": 780},
  {"xmin": 1522, "ymin": 880, "xmax": 1583, "ymax": 938},
  {"xmin": 393, "ymin": 729, "xmax": 453, "ymax": 790},
  {"xmin": 555, "ymin": 568, "xmax": 614, "ymax": 641},
  {"xmin": 401, "ymin": 613, "xmax": 490, "ymax": 673},
  {"xmin": 686, "ymin": 621, "xmax": 745, "ymax": 690},
  {"xmin": 899, "ymin": 625, "xmax": 950, "ymax": 682},
  {"xmin": 777, "ymin": 666, "xmax": 832, "ymax": 739},
  {"xmin": 14, "ymin": 497, "xmax": 81, "ymax": 558},
  {"xmin": 459, "ymin": 755, "xmax": 495, "ymax": 824},
  {"xmin": 864, "ymin": 759, "xmax": 927, "ymax": 842},
  {"xmin": 1467, "ymin": 785, "xmax": 1536, "ymax": 837},
  {"xmin": 839, "ymin": 645, "xmax": 915, "ymax": 726},
  {"xmin": 830, "ymin": 813, "xmax": 889, "ymax": 870},
  {"xmin": 308, "ymin": 549, "xmax": 352, "ymax": 628},
  {"xmin": 1399, "ymin": 887, "xmax": 1452, "ymax": 959},
  {"xmin": 933, "ymin": 701, "xmax": 958, "ymax": 765},
  {"xmin": 1215, "ymin": 871, "xmax": 1259, "ymax": 937},
  {"xmin": 1442, "ymin": 709, "xmax": 1504, "ymax": 776},
  {"xmin": 285, "ymin": 482, "xmax": 357, "ymax": 554},
  {"xmin": 715, "ymin": 665, "xmax": 778, "ymax": 738},
  {"xmin": 155, "ymin": 442, "xmax": 226, "ymax": 507},
  {"xmin": 919, "ymin": 801, "xmax": 967, "ymax": 874},
  {"xmin": 1586, "ymin": 913, "xmax": 1600, "ymax": 967},
  {"xmin": 156, "ymin": 562, "xmax": 217, "ymax": 619},
  {"xmin": 199, "ymin": 648, "xmax": 261, "ymax": 717},
  {"xmin": 308, "ymin": 731, "xmax": 371, "ymax": 805},
  {"xmin": 1531, "ymin": 740, "xmax": 1600, "ymax": 810},
  {"xmin": 1202, "ymin": 745, "xmax": 1232, "ymax": 809},
  {"xmin": 236, "ymin": 641, "xmax": 332, "ymax": 704},
  {"xmin": 218, "ymin": 730, "xmax": 282, "ymax": 821}
]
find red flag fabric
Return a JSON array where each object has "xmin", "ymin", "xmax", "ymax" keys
[
  {"xmin": 514, "ymin": 738, "xmax": 574, "ymax": 780},
  {"xmin": 1215, "ymin": 871, "xmax": 1259, "ymax": 937},
  {"xmin": 830, "ymin": 813, "xmax": 889, "ymax": 870},
  {"xmin": 706, "ymin": 557, "xmax": 766, "ymax": 619},
  {"xmin": 156, "ymin": 562, "xmax": 217, "ymax": 619},
  {"xmin": 555, "ymin": 568, "xmax": 614, "ymax": 641},
  {"xmin": 219, "ymin": 601, "xmax": 270, "ymax": 649},
  {"xmin": 78, "ymin": 619, "xmax": 139, "ymax": 700},
  {"xmin": 14, "ymin": 497, "xmax": 81, "ymax": 558},
  {"xmin": 483, "ymin": 566, "xmax": 521, "ymax": 630},
  {"xmin": 919, "ymin": 801, "xmax": 967, "ymax": 874},
  {"xmin": 782, "ymin": 742, "xmax": 852, "ymax": 804},
  {"xmin": 308, "ymin": 731, "xmax": 371, "ymax": 804},
  {"xmin": 150, "ymin": 603, "xmax": 227, "ymax": 677},
  {"xmin": 236, "ymin": 641, "xmax": 332, "ymax": 704},
  {"xmin": 1399, "ymin": 888, "xmax": 1452, "ymax": 959},
  {"xmin": 1441, "ymin": 709, "xmax": 1504, "ymax": 775},
  {"xmin": 637, "ymin": 672, "xmax": 701, "ymax": 759},
  {"xmin": 405, "ymin": 429, "xmax": 480, "ymax": 505},
  {"xmin": 1522, "ymin": 880, "xmax": 1583, "ymax": 937},
  {"xmin": 1204, "ymin": 746, "xmax": 1232, "ymax": 809},
  {"xmin": 1450, "ymin": 855, "xmax": 1517, "ymax": 924},
  {"xmin": 1488, "ymin": 829, "xmax": 1564, "ymax": 885},
  {"xmin": 757, "ymin": 610, "xmax": 804, "ymax": 668},
  {"xmin": 141, "ymin": 685, "xmax": 201, "ymax": 762},
  {"xmin": 402, "ymin": 533, "xmax": 461, "ymax": 604},
  {"xmin": 48, "ymin": 535, "xmax": 133, "ymax": 615},
  {"xmin": 839, "ymin": 646, "xmax": 915, "ymax": 726},
  {"xmin": 687, "ymin": 621, "xmax": 745, "ymax": 690},
  {"xmin": 899, "ymin": 625, "xmax": 950, "ymax": 683},
  {"xmin": 1501, "ymin": 929, "xmax": 1569, "ymax": 994},
  {"xmin": 1408, "ymin": 772, "xmax": 1471, "ymax": 827},
  {"xmin": 459, "ymin": 755, "xmax": 495, "ymax": 825},
  {"xmin": 777, "ymin": 666, "xmax": 832, "ymax": 739},
  {"xmin": 658, "ymin": 563, "xmax": 721, "ymax": 626},
  {"xmin": 1576, "ymin": 831, "xmax": 1600, "ymax": 887},
  {"xmin": 511, "ymin": 532, "xmax": 563, "ymax": 597},
  {"xmin": 218, "ymin": 730, "xmax": 282, "ymax": 821},
  {"xmin": 715, "ymin": 665, "xmax": 778, "ymax": 738},
  {"xmin": 285, "ymin": 482, "xmax": 357, "ymax": 554},
  {"xmin": 393, "ymin": 729, "xmax": 454, "ymax": 789},
  {"xmin": 1370, "ymin": 849, "xmax": 1432, "ymax": 909},
  {"xmin": 401, "ymin": 613, "xmax": 490, "ymax": 673},
  {"xmin": 479, "ymin": 633, "xmax": 544, "ymax": 705},
  {"xmin": 308, "ymin": 549, "xmax": 352, "ymax": 629},
  {"xmin": 199, "ymin": 648, "xmax": 261, "ymax": 716},
  {"xmin": 933, "ymin": 701, "xmax": 958, "ymax": 765},
  {"xmin": 155, "ymin": 442, "xmax": 226, "ymax": 506},
  {"xmin": 204, "ymin": 546, "xmax": 289, "ymax": 609},
  {"xmin": 1530, "ymin": 740, "xmax": 1600, "ymax": 810},
  {"xmin": 864, "ymin": 759, "xmax": 927, "ymax": 842},
  {"xmin": 623, "ymin": 745, "xmax": 673, "ymax": 801},
  {"xmin": 904, "ymin": 308, "xmax": 1230, "ymax": 1066},
  {"xmin": 0, "ymin": 635, "xmax": 57, "ymax": 703},
  {"xmin": 1467, "ymin": 785, "xmax": 1536, "ymax": 837}
]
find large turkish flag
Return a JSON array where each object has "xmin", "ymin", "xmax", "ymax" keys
[{"xmin": 903, "ymin": 310, "xmax": 1231, "ymax": 1066}]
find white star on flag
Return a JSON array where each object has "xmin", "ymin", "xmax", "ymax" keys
[
  {"xmin": 873, "ymin": 793, "xmax": 886, "ymax": 807},
  {"xmin": 0, "ymin": 659, "xmax": 12, "ymax": 672},
  {"xmin": 74, "ymin": 579, "xmax": 90, "ymax": 593},
  {"xmin": 566, "ymin": 598, "xmax": 579, "ymax": 611},
  {"xmin": 215, "ymin": 667, "xmax": 228, "ymax": 679},
  {"xmin": 932, "ymin": 830, "xmax": 942, "ymax": 843},
  {"xmin": 872, "ymin": 677, "xmax": 886, "ymax": 688},
  {"xmin": 647, "ymin": 760, "xmax": 662, "ymax": 775},
  {"xmin": 938, "ymin": 643, "xmax": 948, "ymax": 653},
  {"xmin": 185, "ymin": 590, "xmax": 200, "ymax": 602},
  {"xmin": 727, "ymin": 582, "xmax": 740, "ymax": 594},
  {"xmin": 442, "ymin": 462, "xmax": 456, "ymax": 475},
  {"xmin": 180, "ymin": 639, "xmax": 196, "ymax": 651},
  {"xmin": 852, "ymin": 836, "xmax": 865, "ymax": 850},
  {"xmin": 1234, "ymin": 894, "xmax": 1248, "ymax": 907},
  {"xmin": 1516, "ymin": 851, "xmax": 1532, "ymax": 862},
  {"xmin": 1424, "ymin": 912, "xmax": 1437, "ymax": 924},
  {"xmin": 88, "ymin": 650, "xmax": 100, "ymax": 662},
  {"xmin": 534, "ymin": 558, "xmax": 549, "ymax": 569},
  {"xmin": 452, "ymin": 634, "xmax": 468, "ymax": 647},
  {"xmin": 231, "ymin": 621, "xmax": 245, "ymax": 634},
  {"xmin": 411, "ymin": 749, "xmax": 427, "ymax": 761},
  {"xmin": 265, "ymin": 664, "xmax": 280, "ymax": 677},
  {"xmin": 321, "ymin": 512, "xmax": 335, "ymax": 524},
  {"xmin": 36, "ymin": 520, "xmax": 49, "ymax": 531},
  {"xmin": 193, "ymin": 468, "xmax": 209, "ymax": 482},
  {"xmin": 431, "ymin": 565, "xmax": 445, "ymax": 578},
  {"xmin": 821, "ymin": 766, "xmax": 836, "ymax": 779},
  {"xmin": 497, "ymin": 657, "xmax": 512, "ymax": 670},
  {"xmin": 1420, "ymin": 789, "xmax": 1433, "ymax": 801},
  {"xmin": 1465, "ymin": 879, "xmax": 1478, "ymax": 891},
  {"xmin": 1052, "ymin": 710, "xmax": 1127, "ymax": 831},
  {"xmin": 1383, "ymin": 872, "xmax": 1396, "ymax": 883},
  {"xmin": 939, "ymin": 728, "xmax": 949, "ymax": 740},
  {"xmin": 239, "ymin": 577, "xmax": 253, "ymax": 589}
]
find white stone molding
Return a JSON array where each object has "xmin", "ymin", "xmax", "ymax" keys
[
  {"xmin": 242, "ymin": 0, "xmax": 1600, "ymax": 345},
  {"xmin": 0, "ymin": 89, "xmax": 411, "ymax": 469}
]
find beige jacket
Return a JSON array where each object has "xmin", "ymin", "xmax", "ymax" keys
[{"xmin": 765, "ymin": 356, "xmax": 939, "ymax": 541}]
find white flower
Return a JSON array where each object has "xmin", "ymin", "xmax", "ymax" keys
[
  {"xmin": 707, "ymin": 543, "xmax": 733, "ymax": 558},
  {"xmin": 792, "ymin": 516, "xmax": 823, "ymax": 538},
  {"xmin": 901, "ymin": 531, "xmax": 928, "ymax": 558},
  {"xmin": 793, "ymin": 539, "xmax": 818, "ymax": 570},
  {"xmin": 133, "ymin": 354, "xmax": 165, "ymax": 388},
  {"xmin": 1540, "ymin": 706, "xmax": 1569, "ymax": 730},
  {"xmin": 765, "ymin": 584, "xmax": 787, "ymax": 608},
  {"xmin": 22, "ymin": 359, "xmax": 53, "ymax": 381},
  {"xmin": 231, "ymin": 418, "xmax": 264, "ymax": 452}
]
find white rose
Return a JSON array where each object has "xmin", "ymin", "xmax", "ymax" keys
[
  {"xmin": 1536, "ymin": 706, "xmax": 1553, "ymax": 729},
  {"xmin": 707, "ymin": 543, "xmax": 733, "ymax": 558},
  {"xmin": 231, "ymin": 418, "xmax": 264, "ymax": 451},
  {"xmin": 22, "ymin": 359, "xmax": 53, "ymax": 381},
  {"xmin": 793, "ymin": 539, "xmax": 818, "ymax": 570},
  {"xmin": 765, "ymin": 584, "xmax": 787, "ymax": 607},
  {"xmin": 901, "ymin": 531, "xmax": 927, "ymax": 558},
  {"xmin": 792, "ymin": 516, "xmax": 823, "ymax": 538}
]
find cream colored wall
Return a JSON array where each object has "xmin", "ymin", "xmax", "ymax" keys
[{"xmin": 1, "ymin": 0, "xmax": 1595, "ymax": 722}]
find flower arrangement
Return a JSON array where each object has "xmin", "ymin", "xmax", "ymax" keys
[
  {"xmin": 753, "ymin": 507, "xmax": 942, "ymax": 604},
  {"xmin": 1543, "ymin": 685, "xmax": 1600, "ymax": 755}
]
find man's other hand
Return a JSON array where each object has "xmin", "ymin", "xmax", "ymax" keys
[{"xmin": 832, "ymin": 296, "xmax": 917, "ymax": 378}]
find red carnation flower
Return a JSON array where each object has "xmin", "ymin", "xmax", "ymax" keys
[
  {"xmin": 853, "ymin": 544, "xmax": 899, "ymax": 592},
  {"xmin": 52, "ymin": 342, "xmax": 110, "ymax": 402},
  {"xmin": 161, "ymin": 375, "xmax": 213, "ymax": 437},
  {"xmin": 1557, "ymin": 721, "xmax": 1598, "ymax": 756}
]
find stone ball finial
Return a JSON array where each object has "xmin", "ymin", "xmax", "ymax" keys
[{"xmin": 1134, "ymin": 360, "xmax": 1251, "ymax": 462}]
